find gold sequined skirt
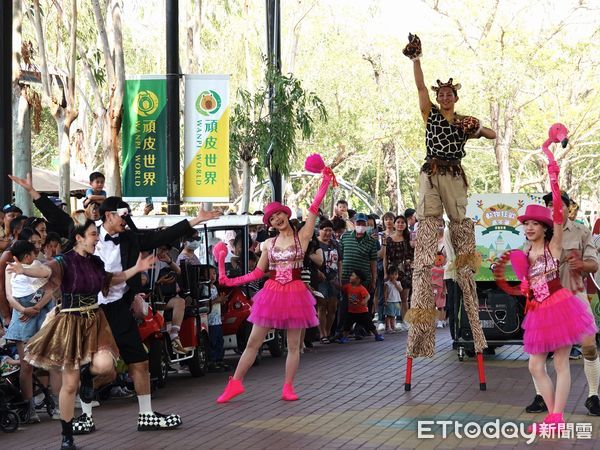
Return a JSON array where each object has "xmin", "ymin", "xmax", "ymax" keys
[{"xmin": 25, "ymin": 307, "xmax": 119, "ymax": 371}]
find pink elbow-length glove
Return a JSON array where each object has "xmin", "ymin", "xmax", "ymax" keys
[
  {"xmin": 547, "ymin": 161, "xmax": 562, "ymax": 225},
  {"xmin": 212, "ymin": 242, "xmax": 265, "ymax": 287},
  {"xmin": 309, "ymin": 170, "xmax": 334, "ymax": 215}
]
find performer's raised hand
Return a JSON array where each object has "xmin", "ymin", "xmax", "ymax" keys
[
  {"xmin": 134, "ymin": 254, "xmax": 157, "ymax": 273},
  {"xmin": 8, "ymin": 172, "xmax": 41, "ymax": 200},
  {"xmin": 189, "ymin": 206, "xmax": 222, "ymax": 227},
  {"xmin": 402, "ymin": 33, "xmax": 422, "ymax": 61}
]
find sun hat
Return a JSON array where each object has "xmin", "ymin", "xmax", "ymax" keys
[
  {"xmin": 517, "ymin": 204, "xmax": 553, "ymax": 228},
  {"xmin": 263, "ymin": 202, "xmax": 292, "ymax": 225}
]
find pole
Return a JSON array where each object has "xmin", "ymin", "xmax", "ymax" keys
[
  {"xmin": 166, "ymin": 0, "xmax": 180, "ymax": 214},
  {"xmin": 266, "ymin": 0, "xmax": 282, "ymax": 202},
  {"xmin": 0, "ymin": 1, "xmax": 13, "ymax": 205}
]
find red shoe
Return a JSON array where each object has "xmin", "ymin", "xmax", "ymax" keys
[
  {"xmin": 216, "ymin": 377, "xmax": 245, "ymax": 403},
  {"xmin": 281, "ymin": 383, "xmax": 299, "ymax": 401}
]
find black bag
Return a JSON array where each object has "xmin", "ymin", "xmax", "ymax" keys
[{"xmin": 459, "ymin": 289, "xmax": 524, "ymax": 341}]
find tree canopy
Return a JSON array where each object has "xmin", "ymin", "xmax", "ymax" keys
[{"xmin": 15, "ymin": 0, "xmax": 600, "ymax": 216}]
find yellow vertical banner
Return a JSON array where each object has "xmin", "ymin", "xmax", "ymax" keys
[{"xmin": 183, "ymin": 75, "xmax": 230, "ymax": 201}]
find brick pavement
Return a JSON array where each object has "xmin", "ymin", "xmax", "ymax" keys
[{"xmin": 3, "ymin": 329, "xmax": 600, "ymax": 449}]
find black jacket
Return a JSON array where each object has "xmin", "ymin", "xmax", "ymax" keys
[
  {"xmin": 114, "ymin": 220, "xmax": 193, "ymax": 303},
  {"xmin": 33, "ymin": 194, "xmax": 194, "ymax": 303}
]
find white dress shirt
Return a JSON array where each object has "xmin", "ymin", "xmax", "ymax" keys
[{"xmin": 96, "ymin": 226, "xmax": 128, "ymax": 304}]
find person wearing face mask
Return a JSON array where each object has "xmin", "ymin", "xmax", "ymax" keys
[
  {"xmin": 336, "ymin": 213, "xmax": 378, "ymax": 338},
  {"xmin": 177, "ymin": 238, "xmax": 202, "ymax": 266}
]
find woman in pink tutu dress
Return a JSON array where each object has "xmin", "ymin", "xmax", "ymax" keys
[
  {"xmin": 496, "ymin": 124, "xmax": 597, "ymax": 431},
  {"xmin": 213, "ymin": 155, "xmax": 334, "ymax": 403}
]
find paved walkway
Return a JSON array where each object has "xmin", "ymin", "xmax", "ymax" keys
[{"xmin": 3, "ymin": 329, "xmax": 599, "ymax": 449}]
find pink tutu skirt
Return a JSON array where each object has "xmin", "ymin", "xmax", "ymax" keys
[
  {"xmin": 522, "ymin": 288, "xmax": 597, "ymax": 354},
  {"xmin": 248, "ymin": 279, "xmax": 319, "ymax": 329}
]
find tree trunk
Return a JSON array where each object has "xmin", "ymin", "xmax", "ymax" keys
[
  {"xmin": 12, "ymin": 0, "xmax": 33, "ymax": 215},
  {"xmin": 100, "ymin": 112, "xmax": 121, "ymax": 196},
  {"xmin": 240, "ymin": 159, "xmax": 253, "ymax": 213},
  {"xmin": 89, "ymin": 0, "xmax": 125, "ymax": 197},
  {"xmin": 490, "ymin": 101, "xmax": 513, "ymax": 193},
  {"xmin": 382, "ymin": 141, "xmax": 399, "ymax": 213},
  {"xmin": 12, "ymin": 87, "xmax": 33, "ymax": 215},
  {"xmin": 394, "ymin": 145, "xmax": 405, "ymax": 214}
]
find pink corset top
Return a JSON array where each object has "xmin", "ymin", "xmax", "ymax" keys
[
  {"xmin": 528, "ymin": 246, "xmax": 560, "ymax": 302},
  {"xmin": 268, "ymin": 233, "xmax": 305, "ymax": 284}
]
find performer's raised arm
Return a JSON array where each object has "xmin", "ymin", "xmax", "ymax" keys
[{"xmin": 403, "ymin": 34, "xmax": 431, "ymax": 120}]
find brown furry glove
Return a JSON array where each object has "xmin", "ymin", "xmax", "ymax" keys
[
  {"xmin": 455, "ymin": 116, "xmax": 481, "ymax": 135},
  {"xmin": 402, "ymin": 33, "xmax": 422, "ymax": 61}
]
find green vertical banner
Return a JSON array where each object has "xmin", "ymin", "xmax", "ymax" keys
[{"xmin": 122, "ymin": 76, "xmax": 167, "ymax": 199}]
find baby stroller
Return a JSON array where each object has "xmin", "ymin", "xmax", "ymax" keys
[
  {"xmin": 0, "ymin": 340, "xmax": 56, "ymax": 430},
  {"xmin": 0, "ymin": 343, "xmax": 25, "ymax": 432},
  {"xmin": 0, "ymin": 376, "xmax": 22, "ymax": 432}
]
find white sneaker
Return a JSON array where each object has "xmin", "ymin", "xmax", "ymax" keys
[
  {"xmin": 377, "ymin": 323, "xmax": 385, "ymax": 332},
  {"xmin": 75, "ymin": 395, "xmax": 100, "ymax": 409},
  {"xmin": 436, "ymin": 321, "xmax": 444, "ymax": 329}
]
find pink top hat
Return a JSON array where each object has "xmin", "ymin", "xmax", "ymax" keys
[
  {"xmin": 263, "ymin": 201, "xmax": 292, "ymax": 225},
  {"xmin": 518, "ymin": 204, "xmax": 553, "ymax": 228}
]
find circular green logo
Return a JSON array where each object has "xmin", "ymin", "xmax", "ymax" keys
[
  {"xmin": 134, "ymin": 90, "xmax": 159, "ymax": 117},
  {"xmin": 195, "ymin": 90, "xmax": 222, "ymax": 116}
]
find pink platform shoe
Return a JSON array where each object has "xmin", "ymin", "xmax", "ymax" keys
[
  {"xmin": 281, "ymin": 383, "xmax": 299, "ymax": 401},
  {"xmin": 527, "ymin": 413, "xmax": 565, "ymax": 435},
  {"xmin": 216, "ymin": 377, "xmax": 245, "ymax": 403}
]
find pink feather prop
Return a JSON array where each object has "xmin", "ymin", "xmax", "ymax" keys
[
  {"xmin": 304, "ymin": 153, "xmax": 326, "ymax": 174},
  {"xmin": 509, "ymin": 250, "xmax": 529, "ymax": 282},
  {"xmin": 212, "ymin": 242, "xmax": 228, "ymax": 263}
]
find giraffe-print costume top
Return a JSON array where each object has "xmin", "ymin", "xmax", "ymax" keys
[{"xmin": 425, "ymin": 104, "xmax": 469, "ymax": 161}]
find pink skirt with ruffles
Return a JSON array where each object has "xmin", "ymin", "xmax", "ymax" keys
[
  {"xmin": 522, "ymin": 288, "xmax": 597, "ymax": 354},
  {"xmin": 248, "ymin": 279, "xmax": 319, "ymax": 329}
]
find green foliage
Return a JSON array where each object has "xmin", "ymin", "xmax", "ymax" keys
[{"xmin": 230, "ymin": 63, "xmax": 328, "ymax": 180}]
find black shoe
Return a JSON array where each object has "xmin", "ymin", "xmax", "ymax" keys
[
  {"xmin": 207, "ymin": 362, "xmax": 224, "ymax": 373},
  {"xmin": 525, "ymin": 394, "xmax": 548, "ymax": 413},
  {"xmin": 569, "ymin": 347, "xmax": 583, "ymax": 360},
  {"xmin": 483, "ymin": 347, "xmax": 495, "ymax": 355},
  {"xmin": 585, "ymin": 395, "xmax": 600, "ymax": 416},
  {"xmin": 79, "ymin": 364, "xmax": 95, "ymax": 403},
  {"xmin": 216, "ymin": 362, "xmax": 232, "ymax": 372},
  {"xmin": 61, "ymin": 435, "xmax": 76, "ymax": 450}
]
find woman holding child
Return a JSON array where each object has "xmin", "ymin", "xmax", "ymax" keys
[{"xmin": 8, "ymin": 220, "xmax": 155, "ymax": 450}]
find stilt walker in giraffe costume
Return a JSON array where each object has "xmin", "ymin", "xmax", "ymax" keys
[{"xmin": 402, "ymin": 34, "xmax": 496, "ymax": 370}]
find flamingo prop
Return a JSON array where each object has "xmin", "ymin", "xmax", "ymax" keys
[
  {"xmin": 541, "ymin": 123, "xmax": 569, "ymax": 225},
  {"xmin": 305, "ymin": 153, "xmax": 338, "ymax": 188}
]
